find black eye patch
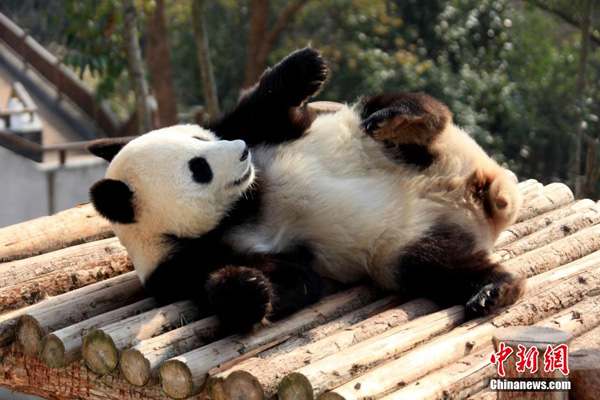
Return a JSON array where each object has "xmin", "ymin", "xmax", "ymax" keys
[{"xmin": 189, "ymin": 157, "xmax": 213, "ymax": 184}]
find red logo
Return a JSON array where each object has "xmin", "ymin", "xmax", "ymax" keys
[{"xmin": 490, "ymin": 343, "xmax": 569, "ymax": 376}]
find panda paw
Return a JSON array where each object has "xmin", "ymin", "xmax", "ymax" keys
[
  {"xmin": 261, "ymin": 47, "xmax": 328, "ymax": 106},
  {"xmin": 470, "ymin": 168, "xmax": 521, "ymax": 231},
  {"xmin": 205, "ymin": 266, "xmax": 273, "ymax": 332},
  {"xmin": 465, "ymin": 283, "xmax": 499, "ymax": 319}
]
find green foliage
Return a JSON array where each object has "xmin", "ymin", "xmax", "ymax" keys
[{"xmin": 60, "ymin": 0, "xmax": 127, "ymax": 99}]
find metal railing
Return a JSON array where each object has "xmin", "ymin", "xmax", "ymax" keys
[{"xmin": 0, "ymin": 129, "xmax": 136, "ymax": 164}]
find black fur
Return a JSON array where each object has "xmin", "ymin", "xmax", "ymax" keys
[
  {"xmin": 141, "ymin": 47, "xmax": 330, "ymax": 331},
  {"xmin": 189, "ymin": 157, "xmax": 213, "ymax": 184},
  {"xmin": 397, "ymin": 223, "xmax": 523, "ymax": 318},
  {"xmin": 359, "ymin": 92, "xmax": 452, "ymax": 169},
  {"xmin": 89, "ymin": 179, "xmax": 135, "ymax": 224},
  {"xmin": 207, "ymin": 47, "xmax": 328, "ymax": 146},
  {"xmin": 86, "ymin": 137, "xmax": 132, "ymax": 162}
]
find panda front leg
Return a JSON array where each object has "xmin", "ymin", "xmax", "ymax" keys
[
  {"xmin": 205, "ymin": 250, "xmax": 323, "ymax": 332},
  {"xmin": 397, "ymin": 224, "xmax": 525, "ymax": 318},
  {"xmin": 208, "ymin": 47, "xmax": 328, "ymax": 146},
  {"xmin": 359, "ymin": 92, "xmax": 452, "ymax": 169}
]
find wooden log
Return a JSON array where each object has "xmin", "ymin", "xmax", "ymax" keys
[
  {"xmin": 0, "ymin": 271, "xmax": 144, "ymax": 353},
  {"xmin": 316, "ymin": 394, "xmax": 345, "ymax": 400},
  {"xmin": 255, "ymin": 296, "xmax": 404, "ymax": 358},
  {"xmin": 328, "ymin": 252, "xmax": 600, "ymax": 398},
  {"xmin": 493, "ymin": 203, "xmax": 600, "ymax": 262},
  {"xmin": 278, "ymin": 372, "xmax": 314, "ymax": 400},
  {"xmin": 82, "ymin": 300, "xmax": 199, "ymax": 375},
  {"xmin": 217, "ymin": 298, "xmax": 440, "ymax": 396},
  {"xmin": 495, "ymin": 199, "xmax": 595, "ymax": 248},
  {"xmin": 158, "ymin": 286, "xmax": 379, "ymax": 399},
  {"xmin": 0, "ymin": 345, "xmax": 195, "ymax": 400},
  {"xmin": 320, "ymin": 294, "xmax": 600, "ymax": 400},
  {"xmin": 0, "ymin": 203, "xmax": 113, "ymax": 262},
  {"xmin": 503, "ymin": 224, "xmax": 600, "ymax": 278},
  {"xmin": 0, "ymin": 238, "xmax": 131, "ymax": 312},
  {"xmin": 120, "ymin": 315, "xmax": 220, "ymax": 386},
  {"xmin": 571, "ymin": 325, "xmax": 600, "ymax": 349},
  {"xmin": 569, "ymin": 348, "xmax": 600, "ymax": 400},
  {"xmin": 40, "ymin": 298, "xmax": 157, "ymax": 369},
  {"xmin": 224, "ymin": 371, "xmax": 264, "ymax": 400},
  {"xmin": 516, "ymin": 183, "xmax": 574, "ymax": 223},
  {"xmin": 204, "ymin": 371, "xmax": 265, "ymax": 400},
  {"xmin": 519, "ymin": 180, "xmax": 543, "ymax": 196},
  {"xmin": 492, "ymin": 326, "xmax": 572, "ymax": 400},
  {"xmin": 516, "ymin": 179, "xmax": 539, "ymax": 191},
  {"xmin": 122, "ymin": 297, "xmax": 400, "ymax": 387}
]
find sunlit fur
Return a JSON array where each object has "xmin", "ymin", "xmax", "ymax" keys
[{"xmin": 226, "ymin": 105, "xmax": 521, "ymax": 290}]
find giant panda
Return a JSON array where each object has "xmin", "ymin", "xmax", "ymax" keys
[{"xmin": 88, "ymin": 48, "xmax": 525, "ymax": 332}]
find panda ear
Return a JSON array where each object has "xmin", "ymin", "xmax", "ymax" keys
[
  {"xmin": 86, "ymin": 138, "xmax": 132, "ymax": 162},
  {"xmin": 90, "ymin": 179, "xmax": 135, "ymax": 224}
]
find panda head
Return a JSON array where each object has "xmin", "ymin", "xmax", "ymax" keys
[{"xmin": 87, "ymin": 125, "xmax": 254, "ymax": 279}]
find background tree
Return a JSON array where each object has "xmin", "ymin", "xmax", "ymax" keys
[
  {"xmin": 191, "ymin": 0, "xmax": 220, "ymax": 117},
  {"xmin": 145, "ymin": 0, "xmax": 179, "ymax": 127},
  {"xmin": 122, "ymin": 0, "xmax": 153, "ymax": 134},
  {"xmin": 244, "ymin": 0, "xmax": 310, "ymax": 87}
]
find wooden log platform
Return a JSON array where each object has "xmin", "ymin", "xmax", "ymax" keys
[{"xmin": 0, "ymin": 180, "xmax": 598, "ymax": 400}]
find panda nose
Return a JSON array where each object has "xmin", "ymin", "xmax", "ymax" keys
[{"xmin": 240, "ymin": 147, "xmax": 249, "ymax": 162}]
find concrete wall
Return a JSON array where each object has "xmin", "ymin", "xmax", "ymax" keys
[{"xmin": 0, "ymin": 146, "xmax": 107, "ymax": 227}]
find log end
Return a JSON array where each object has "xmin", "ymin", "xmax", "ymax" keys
[
  {"xmin": 120, "ymin": 347, "xmax": 151, "ymax": 386},
  {"xmin": 492, "ymin": 326, "xmax": 573, "ymax": 350},
  {"xmin": 160, "ymin": 359, "xmax": 194, "ymax": 399},
  {"xmin": 203, "ymin": 377, "xmax": 228, "ymax": 400},
  {"xmin": 82, "ymin": 329, "xmax": 118, "ymax": 375},
  {"xmin": 278, "ymin": 372, "xmax": 314, "ymax": 400},
  {"xmin": 39, "ymin": 333, "xmax": 66, "ymax": 368},
  {"xmin": 223, "ymin": 370, "xmax": 264, "ymax": 400},
  {"xmin": 15, "ymin": 314, "xmax": 43, "ymax": 356}
]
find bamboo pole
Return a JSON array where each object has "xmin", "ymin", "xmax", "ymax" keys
[
  {"xmin": 82, "ymin": 300, "xmax": 199, "ymax": 375},
  {"xmin": 493, "ymin": 203, "xmax": 600, "ymax": 262},
  {"xmin": 0, "ymin": 272, "xmax": 143, "ymax": 352},
  {"xmin": 0, "ymin": 238, "xmax": 131, "ymax": 312},
  {"xmin": 0, "ymin": 203, "xmax": 113, "ymax": 262},
  {"xmin": 329, "ymin": 253, "xmax": 600, "ymax": 398},
  {"xmin": 516, "ymin": 183, "xmax": 574, "ymax": 222},
  {"xmin": 217, "ymin": 298, "xmax": 439, "ymax": 396},
  {"xmin": 39, "ymin": 298, "xmax": 157, "ymax": 369},
  {"xmin": 158, "ymin": 286, "xmax": 379, "ymax": 399},
  {"xmin": 495, "ymin": 199, "xmax": 595, "ymax": 248}
]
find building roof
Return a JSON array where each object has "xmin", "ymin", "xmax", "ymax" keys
[{"xmin": 0, "ymin": 180, "xmax": 598, "ymax": 400}]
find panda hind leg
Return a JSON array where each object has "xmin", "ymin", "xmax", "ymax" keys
[
  {"xmin": 398, "ymin": 223, "xmax": 525, "ymax": 319},
  {"xmin": 360, "ymin": 92, "xmax": 452, "ymax": 147}
]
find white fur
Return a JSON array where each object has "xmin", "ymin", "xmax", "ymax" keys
[
  {"xmin": 105, "ymin": 107, "xmax": 519, "ymax": 289},
  {"xmin": 226, "ymin": 106, "xmax": 514, "ymax": 290},
  {"xmin": 105, "ymin": 125, "xmax": 254, "ymax": 281}
]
